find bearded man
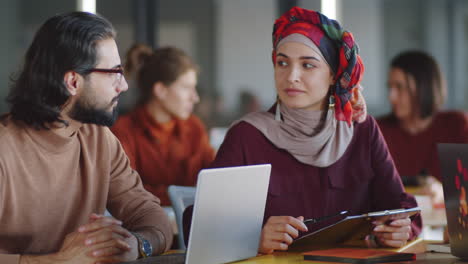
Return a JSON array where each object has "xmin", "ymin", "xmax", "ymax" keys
[{"xmin": 0, "ymin": 11, "xmax": 172, "ymax": 264}]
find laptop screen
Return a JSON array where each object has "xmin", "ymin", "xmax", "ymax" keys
[
  {"xmin": 185, "ymin": 164, "xmax": 271, "ymax": 264},
  {"xmin": 438, "ymin": 143, "xmax": 468, "ymax": 259}
]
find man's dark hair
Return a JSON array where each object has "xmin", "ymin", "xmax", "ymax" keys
[
  {"xmin": 390, "ymin": 50, "xmax": 446, "ymax": 119},
  {"xmin": 7, "ymin": 12, "xmax": 116, "ymax": 129}
]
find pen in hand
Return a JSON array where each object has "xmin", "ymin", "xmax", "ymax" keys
[{"xmin": 303, "ymin": 210, "xmax": 348, "ymax": 225}]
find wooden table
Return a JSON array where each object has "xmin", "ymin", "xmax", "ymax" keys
[{"xmin": 121, "ymin": 252, "xmax": 462, "ymax": 264}]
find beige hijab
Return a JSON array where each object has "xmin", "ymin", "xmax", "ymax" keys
[{"xmin": 233, "ymin": 102, "xmax": 353, "ymax": 167}]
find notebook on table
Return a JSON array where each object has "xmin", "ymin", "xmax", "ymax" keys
[
  {"xmin": 303, "ymin": 248, "xmax": 416, "ymax": 263},
  {"xmin": 437, "ymin": 143, "xmax": 468, "ymax": 260},
  {"xmin": 185, "ymin": 164, "xmax": 271, "ymax": 264}
]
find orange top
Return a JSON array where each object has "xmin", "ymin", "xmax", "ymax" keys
[{"xmin": 111, "ymin": 106, "xmax": 215, "ymax": 205}]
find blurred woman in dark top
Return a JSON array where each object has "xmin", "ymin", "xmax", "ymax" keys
[{"xmin": 378, "ymin": 51, "xmax": 468, "ymax": 205}]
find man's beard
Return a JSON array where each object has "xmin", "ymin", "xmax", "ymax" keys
[{"xmin": 69, "ymin": 95, "xmax": 119, "ymax": 127}]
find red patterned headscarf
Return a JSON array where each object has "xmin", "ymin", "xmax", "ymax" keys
[{"xmin": 273, "ymin": 7, "xmax": 366, "ymax": 125}]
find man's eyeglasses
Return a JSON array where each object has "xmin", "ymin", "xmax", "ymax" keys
[{"xmin": 87, "ymin": 67, "xmax": 125, "ymax": 85}]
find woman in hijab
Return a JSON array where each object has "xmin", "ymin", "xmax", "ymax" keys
[{"xmin": 204, "ymin": 7, "xmax": 421, "ymax": 254}]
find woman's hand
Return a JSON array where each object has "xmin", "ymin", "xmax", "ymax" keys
[
  {"xmin": 258, "ymin": 216, "xmax": 308, "ymax": 254},
  {"xmin": 424, "ymin": 176, "xmax": 444, "ymax": 206},
  {"xmin": 372, "ymin": 217, "xmax": 412, "ymax": 248}
]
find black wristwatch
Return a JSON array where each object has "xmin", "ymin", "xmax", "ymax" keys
[{"xmin": 132, "ymin": 232, "xmax": 153, "ymax": 258}]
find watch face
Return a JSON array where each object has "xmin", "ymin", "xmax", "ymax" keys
[{"xmin": 142, "ymin": 239, "xmax": 153, "ymax": 256}]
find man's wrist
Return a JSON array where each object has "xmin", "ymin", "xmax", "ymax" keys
[
  {"xmin": 21, "ymin": 255, "xmax": 44, "ymax": 264},
  {"xmin": 131, "ymin": 232, "xmax": 153, "ymax": 258},
  {"xmin": 20, "ymin": 254, "xmax": 59, "ymax": 264}
]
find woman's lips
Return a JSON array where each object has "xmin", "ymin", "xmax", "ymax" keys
[{"xmin": 284, "ymin": 88, "xmax": 305, "ymax": 96}]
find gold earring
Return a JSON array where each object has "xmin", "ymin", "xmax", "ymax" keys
[
  {"xmin": 329, "ymin": 95, "xmax": 335, "ymax": 109},
  {"xmin": 275, "ymin": 96, "xmax": 281, "ymax": 121}
]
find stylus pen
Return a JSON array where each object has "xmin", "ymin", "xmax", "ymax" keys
[{"xmin": 303, "ymin": 210, "xmax": 348, "ymax": 225}]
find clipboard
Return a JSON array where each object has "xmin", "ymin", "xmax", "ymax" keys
[{"xmin": 288, "ymin": 207, "xmax": 421, "ymax": 252}]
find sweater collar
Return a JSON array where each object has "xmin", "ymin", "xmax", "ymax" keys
[{"xmin": 136, "ymin": 105, "xmax": 178, "ymax": 133}]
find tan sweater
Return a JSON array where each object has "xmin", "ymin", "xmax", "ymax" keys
[{"xmin": 0, "ymin": 115, "xmax": 173, "ymax": 263}]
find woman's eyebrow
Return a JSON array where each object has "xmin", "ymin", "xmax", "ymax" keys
[
  {"xmin": 276, "ymin": 53, "xmax": 320, "ymax": 61},
  {"xmin": 300, "ymin": 56, "xmax": 320, "ymax": 61},
  {"xmin": 277, "ymin": 53, "xmax": 288, "ymax": 58}
]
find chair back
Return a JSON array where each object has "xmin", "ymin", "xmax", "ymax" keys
[{"xmin": 168, "ymin": 185, "xmax": 196, "ymax": 249}]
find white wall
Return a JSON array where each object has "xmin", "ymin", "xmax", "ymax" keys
[
  {"xmin": 0, "ymin": 1, "xmax": 20, "ymax": 113},
  {"xmin": 299, "ymin": 0, "xmax": 386, "ymax": 116},
  {"xmin": 159, "ymin": 23, "xmax": 195, "ymax": 59},
  {"xmin": 341, "ymin": 0, "xmax": 385, "ymax": 116},
  {"xmin": 297, "ymin": 0, "xmax": 321, "ymax": 15},
  {"xmin": 215, "ymin": 0, "xmax": 277, "ymax": 112},
  {"xmin": 382, "ymin": 0, "xmax": 468, "ymax": 111},
  {"xmin": 298, "ymin": 0, "xmax": 343, "ymax": 22},
  {"xmin": 451, "ymin": 0, "xmax": 468, "ymax": 109}
]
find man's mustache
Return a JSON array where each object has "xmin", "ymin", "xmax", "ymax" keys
[{"xmin": 111, "ymin": 94, "xmax": 121, "ymax": 103}]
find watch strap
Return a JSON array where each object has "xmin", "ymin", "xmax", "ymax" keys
[{"xmin": 131, "ymin": 232, "xmax": 152, "ymax": 258}]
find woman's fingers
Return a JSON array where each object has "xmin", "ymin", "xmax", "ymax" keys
[
  {"xmin": 268, "ymin": 216, "xmax": 308, "ymax": 232},
  {"xmin": 388, "ymin": 218, "xmax": 411, "ymax": 227},
  {"xmin": 374, "ymin": 230, "xmax": 410, "ymax": 241},
  {"xmin": 259, "ymin": 216, "xmax": 308, "ymax": 254},
  {"xmin": 262, "ymin": 240, "xmax": 288, "ymax": 252},
  {"xmin": 373, "ymin": 215, "xmax": 411, "ymax": 226},
  {"xmin": 264, "ymin": 228, "xmax": 294, "ymax": 245},
  {"xmin": 266, "ymin": 222, "xmax": 298, "ymax": 239},
  {"xmin": 372, "ymin": 218, "xmax": 412, "ymax": 248},
  {"xmin": 376, "ymin": 237, "xmax": 407, "ymax": 248},
  {"xmin": 373, "ymin": 223, "xmax": 411, "ymax": 234}
]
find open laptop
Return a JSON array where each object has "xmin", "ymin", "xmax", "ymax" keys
[
  {"xmin": 437, "ymin": 143, "xmax": 468, "ymax": 260},
  {"xmin": 185, "ymin": 164, "xmax": 271, "ymax": 264}
]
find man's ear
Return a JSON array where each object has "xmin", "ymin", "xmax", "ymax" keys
[
  {"xmin": 152, "ymin": 82, "xmax": 167, "ymax": 99},
  {"xmin": 63, "ymin": 71, "xmax": 82, "ymax": 96}
]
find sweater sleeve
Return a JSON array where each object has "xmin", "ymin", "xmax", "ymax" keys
[
  {"xmin": 0, "ymin": 255, "xmax": 20, "ymax": 264},
  {"xmin": 0, "ymin": 160, "xmax": 20, "ymax": 264},
  {"xmin": 367, "ymin": 116, "xmax": 422, "ymax": 239},
  {"xmin": 105, "ymin": 130, "xmax": 173, "ymax": 254}
]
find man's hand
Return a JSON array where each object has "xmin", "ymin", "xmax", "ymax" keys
[
  {"xmin": 78, "ymin": 214, "xmax": 139, "ymax": 262},
  {"xmin": 19, "ymin": 214, "xmax": 138, "ymax": 264},
  {"xmin": 258, "ymin": 216, "xmax": 308, "ymax": 254},
  {"xmin": 20, "ymin": 230, "xmax": 120, "ymax": 264},
  {"xmin": 372, "ymin": 217, "xmax": 412, "ymax": 248}
]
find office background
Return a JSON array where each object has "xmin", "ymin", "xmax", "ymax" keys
[{"xmin": 0, "ymin": 0, "xmax": 467, "ymax": 125}]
